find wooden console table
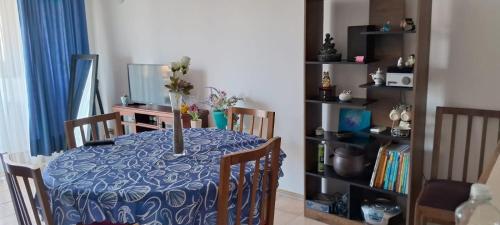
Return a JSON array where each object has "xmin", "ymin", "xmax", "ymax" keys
[{"xmin": 112, "ymin": 104, "xmax": 209, "ymax": 134}]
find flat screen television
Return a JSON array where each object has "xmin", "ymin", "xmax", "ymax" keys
[{"xmin": 127, "ymin": 64, "xmax": 170, "ymax": 106}]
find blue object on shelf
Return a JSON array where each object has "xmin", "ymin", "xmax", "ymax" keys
[{"xmin": 339, "ymin": 108, "xmax": 372, "ymax": 132}]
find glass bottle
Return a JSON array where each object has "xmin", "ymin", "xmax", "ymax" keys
[
  {"xmin": 455, "ymin": 183, "xmax": 500, "ymax": 225},
  {"xmin": 318, "ymin": 141, "xmax": 326, "ymax": 172}
]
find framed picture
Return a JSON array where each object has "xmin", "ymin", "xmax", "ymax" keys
[{"xmin": 339, "ymin": 108, "xmax": 371, "ymax": 132}]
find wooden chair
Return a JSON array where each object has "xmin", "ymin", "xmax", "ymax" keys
[
  {"xmin": 64, "ymin": 112, "xmax": 123, "ymax": 149},
  {"xmin": 227, "ymin": 107, "xmax": 275, "ymax": 140},
  {"xmin": 217, "ymin": 137, "xmax": 281, "ymax": 225},
  {"xmin": 0, "ymin": 153, "xmax": 54, "ymax": 225},
  {"xmin": 415, "ymin": 107, "xmax": 500, "ymax": 225}
]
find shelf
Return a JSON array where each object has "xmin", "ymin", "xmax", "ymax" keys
[
  {"xmin": 305, "ymin": 60, "xmax": 369, "ymax": 65},
  {"xmin": 360, "ymin": 30, "xmax": 416, "ymax": 35},
  {"xmin": 121, "ymin": 121, "xmax": 135, "ymax": 126},
  {"xmin": 359, "ymin": 82, "xmax": 413, "ymax": 91},
  {"xmin": 135, "ymin": 122, "xmax": 158, "ymax": 129},
  {"xmin": 306, "ymin": 97, "xmax": 376, "ymax": 107},
  {"xmin": 306, "ymin": 165, "xmax": 408, "ymax": 198},
  {"xmin": 361, "ymin": 128, "xmax": 411, "ymax": 144},
  {"xmin": 306, "ymin": 131, "xmax": 374, "ymax": 149},
  {"xmin": 304, "ymin": 208, "xmax": 363, "ymax": 225}
]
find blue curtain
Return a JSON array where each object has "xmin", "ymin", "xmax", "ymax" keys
[{"xmin": 17, "ymin": 0, "xmax": 90, "ymax": 156}]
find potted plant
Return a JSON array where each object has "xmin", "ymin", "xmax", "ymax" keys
[
  {"xmin": 164, "ymin": 56, "xmax": 194, "ymax": 156},
  {"xmin": 188, "ymin": 104, "xmax": 202, "ymax": 128},
  {"xmin": 207, "ymin": 87, "xmax": 242, "ymax": 129}
]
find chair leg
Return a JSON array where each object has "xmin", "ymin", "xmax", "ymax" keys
[{"xmin": 414, "ymin": 206, "xmax": 423, "ymax": 225}]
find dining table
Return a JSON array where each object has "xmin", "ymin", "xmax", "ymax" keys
[{"xmin": 42, "ymin": 128, "xmax": 286, "ymax": 225}]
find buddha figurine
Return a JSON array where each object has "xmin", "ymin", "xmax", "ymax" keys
[{"xmin": 322, "ymin": 71, "xmax": 332, "ymax": 88}]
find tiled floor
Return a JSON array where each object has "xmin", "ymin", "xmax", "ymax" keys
[{"xmin": 0, "ymin": 178, "xmax": 326, "ymax": 225}]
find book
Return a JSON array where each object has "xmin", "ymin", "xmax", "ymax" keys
[
  {"xmin": 375, "ymin": 150, "xmax": 389, "ymax": 188},
  {"xmin": 389, "ymin": 152, "xmax": 400, "ymax": 191},
  {"xmin": 383, "ymin": 151, "xmax": 394, "ymax": 190},
  {"xmin": 403, "ymin": 153, "xmax": 410, "ymax": 194},
  {"xmin": 395, "ymin": 153, "xmax": 404, "ymax": 192},
  {"xmin": 370, "ymin": 146, "xmax": 387, "ymax": 187}
]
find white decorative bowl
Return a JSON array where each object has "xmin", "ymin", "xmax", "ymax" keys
[{"xmin": 339, "ymin": 93, "xmax": 352, "ymax": 102}]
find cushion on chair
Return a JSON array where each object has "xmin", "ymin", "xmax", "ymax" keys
[{"xmin": 418, "ymin": 179, "xmax": 472, "ymax": 211}]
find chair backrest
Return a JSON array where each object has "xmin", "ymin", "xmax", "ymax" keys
[
  {"xmin": 217, "ymin": 137, "xmax": 281, "ymax": 225},
  {"xmin": 0, "ymin": 153, "xmax": 53, "ymax": 225},
  {"xmin": 227, "ymin": 107, "xmax": 275, "ymax": 140},
  {"xmin": 64, "ymin": 112, "xmax": 123, "ymax": 149},
  {"xmin": 431, "ymin": 106, "xmax": 500, "ymax": 182}
]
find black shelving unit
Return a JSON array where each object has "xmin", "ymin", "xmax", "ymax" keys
[{"xmin": 304, "ymin": 0, "xmax": 431, "ymax": 224}]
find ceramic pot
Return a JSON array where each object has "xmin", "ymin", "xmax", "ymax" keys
[
  {"xmin": 212, "ymin": 110, "xmax": 227, "ymax": 129},
  {"xmin": 332, "ymin": 147, "xmax": 368, "ymax": 177},
  {"xmin": 190, "ymin": 119, "xmax": 202, "ymax": 128},
  {"xmin": 169, "ymin": 92, "xmax": 184, "ymax": 156}
]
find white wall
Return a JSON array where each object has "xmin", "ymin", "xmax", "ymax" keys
[
  {"xmin": 86, "ymin": 0, "xmax": 500, "ymax": 194},
  {"xmin": 424, "ymin": 0, "xmax": 500, "ymax": 178},
  {"xmin": 85, "ymin": 0, "xmax": 306, "ymax": 194}
]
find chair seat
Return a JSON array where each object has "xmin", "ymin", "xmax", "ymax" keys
[{"xmin": 418, "ymin": 179, "xmax": 472, "ymax": 211}]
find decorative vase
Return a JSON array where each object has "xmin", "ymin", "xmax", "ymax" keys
[
  {"xmin": 190, "ymin": 119, "xmax": 202, "ymax": 128},
  {"xmin": 169, "ymin": 92, "xmax": 185, "ymax": 156},
  {"xmin": 212, "ymin": 110, "xmax": 227, "ymax": 129},
  {"xmin": 120, "ymin": 96, "xmax": 128, "ymax": 106}
]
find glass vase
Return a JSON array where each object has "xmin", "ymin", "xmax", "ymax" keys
[{"xmin": 169, "ymin": 92, "xmax": 184, "ymax": 156}]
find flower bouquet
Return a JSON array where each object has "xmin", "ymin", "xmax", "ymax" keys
[{"xmin": 206, "ymin": 87, "xmax": 242, "ymax": 129}]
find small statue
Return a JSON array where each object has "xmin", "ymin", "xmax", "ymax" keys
[
  {"xmin": 318, "ymin": 33, "xmax": 342, "ymax": 62},
  {"xmin": 322, "ymin": 71, "xmax": 332, "ymax": 88},
  {"xmin": 400, "ymin": 18, "xmax": 416, "ymax": 32},
  {"xmin": 381, "ymin": 21, "xmax": 392, "ymax": 32},
  {"xmin": 397, "ymin": 57, "xmax": 404, "ymax": 68},
  {"xmin": 405, "ymin": 54, "xmax": 416, "ymax": 68}
]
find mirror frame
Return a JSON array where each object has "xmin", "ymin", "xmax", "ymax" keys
[{"xmin": 67, "ymin": 54, "xmax": 99, "ymax": 120}]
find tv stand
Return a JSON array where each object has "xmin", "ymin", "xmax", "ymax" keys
[{"xmin": 112, "ymin": 104, "xmax": 209, "ymax": 134}]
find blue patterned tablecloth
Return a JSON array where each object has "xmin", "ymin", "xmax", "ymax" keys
[{"xmin": 43, "ymin": 128, "xmax": 285, "ymax": 225}]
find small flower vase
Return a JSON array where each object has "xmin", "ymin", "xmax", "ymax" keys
[
  {"xmin": 190, "ymin": 119, "xmax": 202, "ymax": 128},
  {"xmin": 120, "ymin": 96, "xmax": 128, "ymax": 106},
  {"xmin": 212, "ymin": 110, "xmax": 227, "ymax": 129},
  {"xmin": 169, "ymin": 92, "xmax": 185, "ymax": 156}
]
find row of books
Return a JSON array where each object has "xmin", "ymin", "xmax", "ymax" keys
[{"xmin": 369, "ymin": 144, "xmax": 410, "ymax": 194}]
